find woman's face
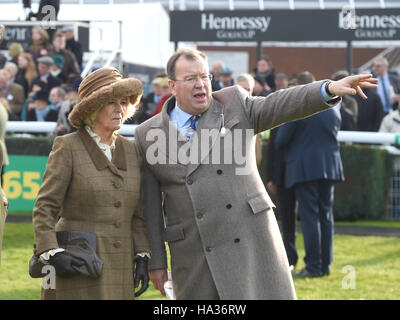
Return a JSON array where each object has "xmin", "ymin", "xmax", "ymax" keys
[
  {"xmin": 18, "ymin": 55, "xmax": 28, "ymax": 69},
  {"xmin": 93, "ymin": 98, "xmax": 128, "ymax": 134},
  {"xmin": 32, "ymin": 28, "xmax": 41, "ymax": 42}
]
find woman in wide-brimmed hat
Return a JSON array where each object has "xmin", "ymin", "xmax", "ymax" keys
[{"xmin": 32, "ymin": 67, "xmax": 151, "ymax": 300}]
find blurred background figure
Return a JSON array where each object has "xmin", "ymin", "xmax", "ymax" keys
[
  {"xmin": 275, "ymin": 71, "xmax": 344, "ymax": 278},
  {"xmin": 16, "ymin": 52, "xmax": 38, "ymax": 98},
  {"xmin": 355, "ymin": 70, "xmax": 384, "ymax": 132},
  {"xmin": 331, "ymin": 70, "xmax": 358, "ymax": 131},
  {"xmin": 4, "ymin": 62, "xmax": 27, "ymax": 99},
  {"xmin": 26, "ymin": 90, "xmax": 58, "ymax": 122},
  {"xmin": 61, "ymin": 26, "xmax": 83, "ymax": 70},
  {"xmin": 0, "ymin": 69, "xmax": 25, "ymax": 119},
  {"xmin": 151, "ymin": 76, "xmax": 172, "ymax": 116},
  {"xmin": 236, "ymin": 73, "xmax": 255, "ymax": 94},
  {"xmin": 274, "ymin": 73, "xmax": 289, "ymax": 92},
  {"xmin": 218, "ymin": 66, "xmax": 234, "ymax": 89},
  {"xmin": 50, "ymin": 54, "xmax": 65, "ymax": 82},
  {"xmin": 26, "ymin": 27, "xmax": 53, "ymax": 61},
  {"xmin": 129, "ymin": 72, "xmax": 166, "ymax": 124},
  {"xmin": 34, "ymin": 56, "xmax": 62, "ymax": 93},
  {"xmin": 55, "ymin": 77, "xmax": 81, "ymax": 136},
  {"xmin": 254, "ymin": 55, "xmax": 275, "ymax": 93},
  {"xmin": 8, "ymin": 42, "xmax": 23, "ymax": 65},
  {"xmin": 211, "ymin": 60, "xmax": 224, "ymax": 91},
  {"xmin": 48, "ymin": 86, "xmax": 66, "ymax": 115},
  {"xmin": 373, "ymin": 57, "xmax": 400, "ymax": 115},
  {"xmin": 49, "ymin": 32, "xmax": 81, "ymax": 84},
  {"xmin": 252, "ymin": 76, "xmax": 269, "ymax": 97},
  {"xmin": 266, "ymin": 73, "xmax": 298, "ymax": 270}
]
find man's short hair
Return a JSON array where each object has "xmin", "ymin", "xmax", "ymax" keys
[
  {"xmin": 167, "ymin": 48, "xmax": 208, "ymax": 80},
  {"xmin": 236, "ymin": 73, "xmax": 255, "ymax": 88},
  {"xmin": 297, "ymin": 71, "xmax": 315, "ymax": 85},
  {"xmin": 374, "ymin": 57, "xmax": 389, "ymax": 67}
]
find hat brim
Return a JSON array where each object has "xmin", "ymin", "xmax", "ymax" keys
[{"xmin": 68, "ymin": 78, "xmax": 143, "ymax": 128}]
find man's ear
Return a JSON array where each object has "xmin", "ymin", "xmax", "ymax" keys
[{"xmin": 168, "ymin": 79, "xmax": 176, "ymax": 96}]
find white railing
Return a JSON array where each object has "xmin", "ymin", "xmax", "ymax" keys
[
  {"xmin": 6, "ymin": 121, "xmax": 137, "ymax": 136},
  {"xmin": 6, "ymin": 122, "xmax": 400, "ymax": 144}
]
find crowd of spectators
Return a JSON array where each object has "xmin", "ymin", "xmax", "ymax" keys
[
  {"xmin": 1, "ymin": 31, "xmax": 400, "ymax": 137},
  {"xmin": 133, "ymin": 54, "xmax": 400, "ymax": 135},
  {"xmin": 0, "ymin": 25, "xmax": 82, "ymax": 135}
]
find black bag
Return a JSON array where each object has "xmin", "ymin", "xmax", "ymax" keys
[{"xmin": 29, "ymin": 230, "xmax": 103, "ymax": 279}]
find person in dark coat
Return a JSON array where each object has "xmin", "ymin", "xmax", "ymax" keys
[
  {"xmin": 62, "ymin": 26, "xmax": 83, "ymax": 70},
  {"xmin": 331, "ymin": 70, "xmax": 358, "ymax": 131},
  {"xmin": 26, "ymin": 90, "xmax": 58, "ymax": 121},
  {"xmin": 275, "ymin": 104, "xmax": 344, "ymax": 278},
  {"xmin": 33, "ymin": 56, "xmax": 62, "ymax": 93},
  {"xmin": 254, "ymin": 55, "xmax": 275, "ymax": 92}
]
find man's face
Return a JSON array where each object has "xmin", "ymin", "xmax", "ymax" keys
[
  {"xmin": 38, "ymin": 63, "xmax": 50, "ymax": 76},
  {"xmin": 49, "ymin": 88, "xmax": 61, "ymax": 104},
  {"xmin": 169, "ymin": 56, "xmax": 212, "ymax": 115},
  {"xmin": 238, "ymin": 80, "xmax": 253, "ymax": 95},
  {"xmin": 220, "ymin": 74, "xmax": 232, "ymax": 86},
  {"xmin": 275, "ymin": 79, "xmax": 288, "ymax": 90},
  {"xmin": 373, "ymin": 61, "xmax": 388, "ymax": 77},
  {"xmin": 53, "ymin": 36, "xmax": 66, "ymax": 50}
]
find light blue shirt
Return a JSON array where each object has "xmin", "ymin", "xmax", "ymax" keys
[
  {"xmin": 320, "ymin": 81, "xmax": 339, "ymax": 102},
  {"xmin": 170, "ymin": 103, "xmax": 200, "ymax": 136}
]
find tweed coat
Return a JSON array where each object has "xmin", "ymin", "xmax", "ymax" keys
[
  {"xmin": 32, "ymin": 128, "xmax": 150, "ymax": 300},
  {"xmin": 135, "ymin": 81, "xmax": 340, "ymax": 300},
  {"xmin": 4, "ymin": 82, "xmax": 25, "ymax": 116},
  {"xmin": 0, "ymin": 146, "xmax": 6, "ymax": 266}
]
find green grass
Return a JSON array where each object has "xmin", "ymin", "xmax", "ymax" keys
[
  {"xmin": 1, "ymin": 223, "xmax": 400, "ymax": 300},
  {"xmin": 335, "ymin": 220, "xmax": 400, "ymax": 228}
]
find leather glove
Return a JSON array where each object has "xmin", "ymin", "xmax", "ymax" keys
[
  {"xmin": 134, "ymin": 256, "xmax": 149, "ymax": 297},
  {"xmin": 49, "ymin": 251, "xmax": 84, "ymax": 278}
]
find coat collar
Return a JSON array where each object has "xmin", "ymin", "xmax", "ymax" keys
[
  {"xmin": 77, "ymin": 128, "xmax": 127, "ymax": 173},
  {"xmin": 148, "ymin": 95, "xmax": 224, "ymax": 174}
]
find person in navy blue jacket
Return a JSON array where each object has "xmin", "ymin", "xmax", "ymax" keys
[{"xmin": 275, "ymin": 74, "xmax": 344, "ymax": 278}]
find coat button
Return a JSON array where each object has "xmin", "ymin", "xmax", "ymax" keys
[
  {"xmin": 114, "ymin": 200, "xmax": 122, "ymax": 208},
  {"xmin": 114, "ymin": 221, "xmax": 121, "ymax": 228},
  {"xmin": 217, "ymin": 169, "xmax": 223, "ymax": 175},
  {"xmin": 112, "ymin": 181, "xmax": 122, "ymax": 189},
  {"xmin": 234, "ymin": 238, "xmax": 240, "ymax": 243},
  {"xmin": 226, "ymin": 204, "xmax": 232, "ymax": 209},
  {"xmin": 113, "ymin": 241, "xmax": 122, "ymax": 248},
  {"xmin": 196, "ymin": 212, "xmax": 203, "ymax": 219},
  {"xmin": 206, "ymin": 246, "xmax": 212, "ymax": 252},
  {"xmin": 187, "ymin": 179, "xmax": 193, "ymax": 185}
]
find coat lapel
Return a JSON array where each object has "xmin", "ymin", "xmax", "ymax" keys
[
  {"xmin": 186, "ymin": 98, "xmax": 223, "ymax": 177},
  {"xmin": 77, "ymin": 128, "xmax": 126, "ymax": 178}
]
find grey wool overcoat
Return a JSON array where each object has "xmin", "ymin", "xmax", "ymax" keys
[
  {"xmin": 135, "ymin": 82, "xmax": 340, "ymax": 300},
  {"xmin": 32, "ymin": 128, "xmax": 150, "ymax": 299}
]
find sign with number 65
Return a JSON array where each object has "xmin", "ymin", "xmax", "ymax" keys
[{"xmin": 3, "ymin": 155, "xmax": 48, "ymax": 212}]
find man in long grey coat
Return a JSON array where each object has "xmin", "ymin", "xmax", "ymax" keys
[{"xmin": 134, "ymin": 48, "xmax": 377, "ymax": 300}]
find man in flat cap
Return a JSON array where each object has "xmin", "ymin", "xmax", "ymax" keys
[{"xmin": 33, "ymin": 56, "xmax": 62, "ymax": 93}]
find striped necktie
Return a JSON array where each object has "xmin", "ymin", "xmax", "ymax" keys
[{"xmin": 189, "ymin": 115, "xmax": 200, "ymax": 130}]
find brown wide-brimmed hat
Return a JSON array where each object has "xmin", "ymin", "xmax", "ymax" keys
[{"xmin": 68, "ymin": 67, "xmax": 143, "ymax": 128}]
